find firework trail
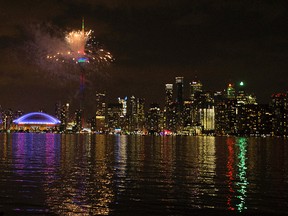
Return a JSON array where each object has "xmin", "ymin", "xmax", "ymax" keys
[
  {"xmin": 24, "ymin": 18, "xmax": 114, "ymax": 84},
  {"xmin": 47, "ymin": 19, "xmax": 113, "ymax": 73},
  {"xmin": 46, "ymin": 18, "xmax": 114, "ymax": 77}
]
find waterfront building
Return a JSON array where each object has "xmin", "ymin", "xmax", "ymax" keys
[
  {"xmin": 146, "ymin": 103, "xmax": 163, "ymax": 134},
  {"xmin": 55, "ymin": 102, "xmax": 70, "ymax": 132},
  {"xmin": 136, "ymin": 98, "xmax": 145, "ymax": 132},
  {"xmin": 182, "ymin": 100, "xmax": 195, "ymax": 135},
  {"xmin": 214, "ymin": 98, "xmax": 237, "ymax": 135},
  {"xmin": 190, "ymin": 78, "xmax": 203, "ymax": 101},
  {"xmin": 237, "ymin": 104, "xmax": 272, "ymax": 136},
  {"xmin": 271, "ymin": 93, "xmax": 288, "ymax": 136},
  {"xmin": 236, "ymin": 81, "xmax": 257, "ymax": 105},
  {"xmin": 226, "ymin": 83, "xmax": 236, "ymax": 99},
  {"xmin": 164, "ymin": 84, "xmax": 177, "ymax": 132},
  {"xmin": 127, "ymin": 96, "xmax": 145, "ymax": 133},
  {"xmin": 12, "ymin": 112, "xmax": 60, "ymax": 132},
  {"xmin": 199, "ymin": 103, "xmax": 215, "ymax": 134},
  {"xmin": 95, "ymin": 92, "xmax": 106, "ymax": 132},
  {"xmin": 118, "ymin": 97, "xmax": 128, "ymax": 117},
  {"xmin": 175, "ymin": 77, "xmax": 184, "ymax": 111},
  {"xmin": 106, "ymin": 103, "xmax": 124, "ymax": 133},
  {"xmin": 73, "ymin": 109, "xmax": 83, "ymax": 132}
]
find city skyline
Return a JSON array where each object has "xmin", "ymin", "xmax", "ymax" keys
[{"xmin": 1, "ymin": 1, "xmax": 288, "ymax": 113}]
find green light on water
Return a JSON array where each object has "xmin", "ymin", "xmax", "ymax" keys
[{"xmin": 235, "ymin": 137, "xmax": 248, "ymax": 212}]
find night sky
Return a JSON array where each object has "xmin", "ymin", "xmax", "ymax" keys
[{"xmin": 1, "ymin": 0, "xmax": 288, "ymax": 114}]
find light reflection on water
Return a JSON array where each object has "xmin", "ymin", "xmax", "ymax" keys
[{"xmin": 0, "ymin": 134, "xmax": 287, "ymax": 215}]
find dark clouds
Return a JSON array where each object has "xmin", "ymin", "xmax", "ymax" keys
[{"xmin": 0, "ymin": 0, "xmax": 288, "ymax": 113}]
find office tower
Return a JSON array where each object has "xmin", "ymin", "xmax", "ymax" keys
[
  {"xmin": 95, "ymin": 92, "xmax": 106, "ymax": 132},
  {"xmin": 175, "ymin": 77, "xmax": 184, "ymax": 111},
  {"xmin": 190, "ymin": 79, "xmax": 203, "ymax": 101},
  {"xmin": 199, "ymin": 105, "xmax": 215, "ymax": 132},
  {"xmin": 237, "ymin": 104, "xmax": 272, "ymax": 136},
  {"xmin": 127, "ymin": 96, "xmax": 145, "ymax": 133},
  {"xmin": 74, "ymin": 109, "xmax": 82, "ymax": 132},
  {"xmin": 165, "ymin": 84, "xmax": 173, "ymax": 105},
  {"xmin": 236, "ymin": 82, "xmax": 257, "ymax": 105},
  {"xmin": 214, "ymin": 97, "xmax": 237, "ymax": 135},
  {"xmin": 136, "ymin": 98, "xmax": 145, "ymax": 132},
  {"xmin": 164, "ymin": 84, "xmax": 177, "ymax": 131},
  {"xmin": 175, "ymin": 77, "xmax": 184, "ymax": 132},
  {"xmin": 118, "ymin": 97, "xmax": 128, "ymax": 117},
  {"xmin": 106, "ymin": 103, "xmax": 124, "ymax": 133},
  {"xmin": 128, "ymin": 96, "xmax": 137, "ymax": 132},
  {"xmin": 182, "ymin": 100, "xmax": 194, "ymax": 134},
  {"xmin": 226, "ymin": 83, "xmax": 235, "ymax": 99},
  {"xmin": 61, "ymin": 103, "xmax": 69, "ymax": 132},
  {"xmin": 146, "ymin": 103, "xmax": 163, "ymax": 134},
  {"xmin": 55, "ymin": 102, "xmax": 69, "ymax": 132},
  {"xmin": 271, "ymin": 93, "xmax": 288, "ymax": 136},
  {"xmin": 95, "ymin": 92, "xmax": 106, "ymax": 116}
]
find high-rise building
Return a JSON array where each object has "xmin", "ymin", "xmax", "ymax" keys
[
  {"xmin": 236, "ymin": 82, "xmax": 257, "ymax": 105},
  {"xmin": 95, "ymin": 92, "xmax": 106, "ymax": 132},
  {"xmin": 95, "ymin": 92, "xmax": 106, "ymax": 116},
  {"xmin": 190, "ymin": 79, "xmax": 203, "ymax": 101},
  {"xmin": 137, "ymin": 98, "xmax": 145, "ymax": 132},
  {"xmin": 164, "ymin": 84, "xmax": 176, "ymax": 131},
  {"xmin": 61, "ymin": 103, "xmax": 69, "ymax": 132},
  {"xmin": 127, "ymin": 96, "xmax": 145, "ymax": 133},
  {"xmin": 175, "ymin": 77, "xmax": 184, "ymax": 111},
  {"xmin": 237, "ymin": 104, "xmax": 272, "ymax": 136},
  {"xmin": 118, "ymin": 97, "xmax": 128, "ymax": 117},
  {"xmin": 271, "ymin": 93, "xmax": 288, "ymax": 136},
  {"xmin": 226, "ymin": 83, "xmax": 236, "ymax": 99},
  {"xmin": 199, "ymin": 104, "xmax": 215, "ymax": 132},
  {"xmin": 106, "ymin": 103, "xmax": 123, "ymax": 133},
  {"xmin": 165, "ymin": 84, "xmax": 173, "ymax": 105},
  {"xmin": 74, "ymin": 109, "xmax": 82, "ymax": 132},
  {"xmin": 215, "ymin": 98, "xmax": 237, "ymax": 135},
  {"xmin": 146, "ymin": 103, "xmax": 163, "ymax": 134}
]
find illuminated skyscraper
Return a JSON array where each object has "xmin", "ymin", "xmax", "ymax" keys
[
  {"xmin": 236, "ymin": 81, "xmax": 257, "ymax": 105},
  {"xmin": 55, "ymin": 102, "xmax": 69, "ymax": 132},
  {"xmin": 165, "ymin": 84, "xmax": 173, "ymax": 105},
  {"xmin": 146, "ymin": 103, "xmax": 163, "ymax": 134},
  {"xmin": 175, "ymin": 77, "xmax": 184, "ymax": 132},
  {"xmin": 190, "ymin": 79, "xmax": 203, "ymax": 101},
  {"xmin": 164, "ymin": 84, "xmax": 176, "ymax": 131},
  {"xmin": 74, "ymin": 109, "xmax": 83, "ymax": 132},
  {"xmin": 199, "ymin": 105, "xmax": 215, "ymax": 132},
  {"xmin": 106, "ymin": 103, "xmax": 123, "ymax": 133},
  {"xmin": 118, "ymin": 97, "xmax": 128, "ymax": 117},
  {"xmin": 95, "ymin": 92, "xmax": 106, "ymax": 132},
  {"xmin": 226, "ymin": 83, "xmax": 236, "ymax": 99},
  {"xmin": 175, "ymin": 77, "xmax": 184, "ymax": 111},
  {"xmin": 95, "ymin": 92, "xmax": 106, "ymax": 116},
  {"xmin": 128, "ymin": 96, "xmax": 145, "ymax": 133},
  {"xmin": 271, "ymin": 93, "xmax": 288, "ymax": 136}
]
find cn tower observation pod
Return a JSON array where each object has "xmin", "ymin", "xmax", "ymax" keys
[{"xmin": 12, "ymin": 112, "xmax": 60, "ymax": 132}]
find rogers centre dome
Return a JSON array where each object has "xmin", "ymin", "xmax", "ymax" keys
[{"xmin": 13, "ymin": 112, "xmax": 60, "ymax": 128}]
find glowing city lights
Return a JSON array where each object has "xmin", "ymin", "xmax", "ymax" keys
[{"xmin": 13, "ymin": 112, "xmax": 61, "ymax": 125}]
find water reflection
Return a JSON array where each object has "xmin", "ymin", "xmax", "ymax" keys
[
  {"xmin": 226, "ymin": 137, "xmax": 235, "ymax": 210},
  {"xmin": 225, "ymin": 137, "xmax": 248, "ymax": 212},
  {"xmin": 44, "ymin": 134, "xmax": 114, "ymax": 215},
  {"xmin": 235, "ymin": 137, "xmax": 248, "ymax": 212},
  {"xmin": 0, "ymin": 134, "xmax": 288, "ymax": 215}
]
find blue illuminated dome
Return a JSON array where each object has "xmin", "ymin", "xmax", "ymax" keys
[{"xmin": 13, "ymin": 112, "xmax": 61, "ymax": 125}]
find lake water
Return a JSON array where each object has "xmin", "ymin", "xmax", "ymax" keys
[{"xmin": 0, "ymin": 133, "xmax": 287, "ymax": 215}]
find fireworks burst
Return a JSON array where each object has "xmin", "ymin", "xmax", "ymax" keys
[{"xmin": 46, "ymin": 18, "xmax": 114, "ymax": 73}]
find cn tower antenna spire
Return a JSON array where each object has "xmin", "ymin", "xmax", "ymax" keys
[{"xmin": 82, "ymin": 17, "xmax": 85, "ymax": 34}]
